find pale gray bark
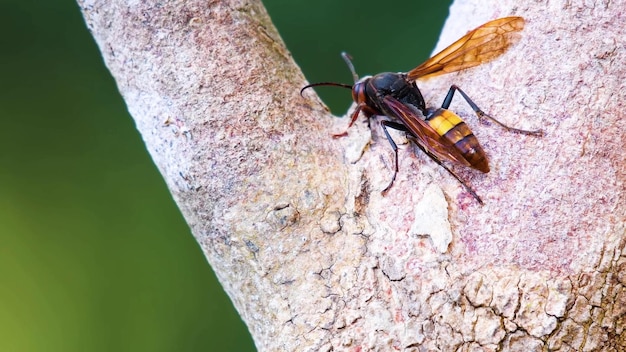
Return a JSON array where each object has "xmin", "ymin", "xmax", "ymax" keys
[{"xmin": 78, "ymin": 0, "xmax": 625, "ymax": 350}]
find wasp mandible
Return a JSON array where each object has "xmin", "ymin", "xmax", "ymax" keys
[{"xmin": 301, "ymin": 17, "xmax": 543, "ymax": 204}]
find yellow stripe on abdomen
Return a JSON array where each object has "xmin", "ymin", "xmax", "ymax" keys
[{"xmin": 427, "ymin": 109, "xmax": 463, "ymax": 136}]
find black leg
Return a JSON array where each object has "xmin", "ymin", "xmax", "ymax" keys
[
  {"xmin": 442, "ymin": 85, "xmax": 543, "ymax": 136},
  {"xmin": 380, "ymin": 120, "xmax": 408, "ymax": 194},
  {"xmin": 411, "ymin": 142, "xmax": 483, "ymax": 205}
]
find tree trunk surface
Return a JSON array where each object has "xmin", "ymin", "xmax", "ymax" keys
[{"xmin": 78, "ymin": 0, "xmax": 625, "ymax": 350}]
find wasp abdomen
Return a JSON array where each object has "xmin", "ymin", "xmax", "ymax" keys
[{"xmin": 427, "ymin": 109, "xmax": 490, "ymax": 173}]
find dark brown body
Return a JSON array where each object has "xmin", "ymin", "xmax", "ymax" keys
[
  {"xmin": 354, "ymin": 72, "xmax": 490, "ymax": 173},
  {"xmin": 301, "ymin": 17, "xmax": 542, "ymax": 204}
]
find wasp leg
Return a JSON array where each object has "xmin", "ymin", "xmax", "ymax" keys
[
  {"xmin": 332, "ymin": 103, "xmax": 364, "ymax": 138},
  {"xmin": 442, "ymin": 85, "xmax": 543, "ymax": 136},
  {"xmin": 412, "ymin": 142, "xmax": 483, "ymax": 205},
  {"xmin": 380, "ymin": 120, "xmax": 483, "ymax": 204},
  {"xmin": 379, "ymin": 120, "xmax": 406, "ymax": 194}
]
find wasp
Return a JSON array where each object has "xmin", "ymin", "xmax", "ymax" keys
[{"xmin": 301, "ymin": 17, "xmax": 542, "ymax": 204}]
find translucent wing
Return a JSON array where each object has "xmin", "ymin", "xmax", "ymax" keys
[
  {"xmin": 407, "ymin": 17, "xmax": 525, "ymax": 80},
  {"xmin": 381, "ymin": 96, "xmax": 472, "ymax": 168}
]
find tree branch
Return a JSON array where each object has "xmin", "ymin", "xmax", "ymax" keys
[{"xmin": 78, "ymin": 0, "xmax": 625, "ymax": 350}]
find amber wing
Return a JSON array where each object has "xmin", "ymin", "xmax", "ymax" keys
[{"xmin": 407, "ymin": 16, "xmax": 525, "ymax": 80}]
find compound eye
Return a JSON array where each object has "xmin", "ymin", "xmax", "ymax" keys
[{"xmin": 352, "ymin": 82, "xmax": 367, "ymax": 105}]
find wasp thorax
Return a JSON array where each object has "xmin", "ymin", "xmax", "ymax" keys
[{"xmin": 368, "ymin": 73, "xmax": 404, "ymax": 94}]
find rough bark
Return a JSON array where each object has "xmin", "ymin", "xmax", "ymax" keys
[{"xmin": 78, "ymin": 0, "xmax": 625, "ymax": 350}]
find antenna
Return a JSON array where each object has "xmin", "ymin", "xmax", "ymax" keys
[
  {"xmin": 300, "ymin": 52, "xmax": 362, "ymax": 96},
  {"xmin": 341, "ymin": 52, "xmax": 359, "ymax": 83}
]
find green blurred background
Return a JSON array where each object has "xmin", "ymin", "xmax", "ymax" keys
[{"xmin": 0, "ymin": 1, "xmax": 450, "ymax": 351}]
